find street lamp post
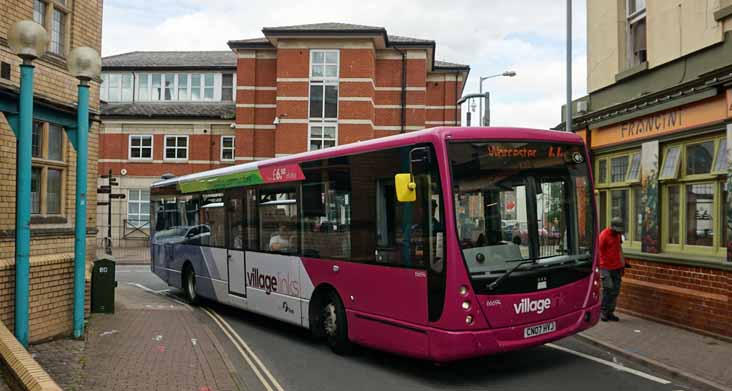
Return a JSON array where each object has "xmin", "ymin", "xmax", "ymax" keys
[
  {"xmin": 7, "ymin": 20, "xmax": 48, "ymax": 347},
  {"xmin": 68, "ymin": 47, "xmax": 101, "ymax": 338},
  {"xmin": 479, "ymin": 71, "xmax": 516, "ymax": 126}
]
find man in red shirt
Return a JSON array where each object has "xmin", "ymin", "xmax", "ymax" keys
[{"xmin": 598, "ymin": 217, "xmax": 625, "ymax": 321}]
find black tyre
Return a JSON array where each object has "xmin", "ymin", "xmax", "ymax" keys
[
  {"xmin": 322, "ymin": 290, "xmax": 351, "ymax": 355},
  {"xmin": 183, "ymin": 265, "xmax": 199, "ymax": 305}
]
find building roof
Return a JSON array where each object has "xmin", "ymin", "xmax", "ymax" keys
[
  {"xmin": 230, "ymin": 22, "xmax": 436, "ymax": 48},
  {"xmin": 101, "ymin": 102, "xmax": 235, "ymax": 120},
  {"xmin": 434, "ymin": 60, "xmax": 470, "ymax": 70},
  {"xmin": 102, "ymin": 51, "xmax": 237, "ymax": 70}
]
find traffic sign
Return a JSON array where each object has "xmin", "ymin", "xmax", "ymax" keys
[
  {"xmin": 97, "ymin": 201, "xmax": 110, "ymax": 206},
  {"xmin": 109, "ymin": 193, "xmax": 126, "ymax": 199},
  {"xmin": 97, "ymin": 186, "xmax": 111, "ymax": 194}
]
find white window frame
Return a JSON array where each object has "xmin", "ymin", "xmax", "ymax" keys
[
  {"xmin": 164, "ymin": 135, "xmax": 189, "ymax": 161},
  {"xmin": 127, "ymin": 189, "xmax": 150, "ymax": 228},
  {"xmin": 308, "ymin": 49, "xmax": 339, "ymax": 151},
  {"xmin": 626, "ymin": 0, "xmax": 647, "ymax": 67},
  {"xmin": 310, "ymin": 49, "xmax": 340, "ymax": 80},
  {"xmin": 101, "ymin": 72, "xmax": 133, "ymax": 102},
  {"xmin": 308, "ymin": 123, "xmax": 338, "ymax": 151},
  {"xmin": 221, "ymin": 136, "xmax": 235, "ymax": 161},
  {"xmin": 128, "ymin": 135, "xmax": 153, "ymax": 160}
]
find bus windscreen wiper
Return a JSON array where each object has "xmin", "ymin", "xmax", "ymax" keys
[{"xmin": 487, "ymin": 259, "xmax": 536, "ymax": 291}]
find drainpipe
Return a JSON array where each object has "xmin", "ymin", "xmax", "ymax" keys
[
  {"xmin": 393, "ymin": 46, "xmax": 407, "ymax": 133},
  {"xmin": 454, "ymin": 73, "xmax": 458, "ymax": 125}
]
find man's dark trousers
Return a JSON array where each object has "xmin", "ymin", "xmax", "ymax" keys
[{"xmin": 600, "ymin": 268, "xmax": 623, "ymax": 317}]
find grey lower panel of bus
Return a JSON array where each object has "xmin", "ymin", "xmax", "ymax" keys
[{"xmin": 151, "ymin": 244, "xmax": 314, "ymax": 328}]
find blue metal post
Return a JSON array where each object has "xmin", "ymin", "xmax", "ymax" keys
[
  {"xmin": 15, "ymin": 63, "xmax": 35, "ymax": 347},
  {"xmin": 73, "ymin": 81, "xmax": 89, "ymax": 338}
]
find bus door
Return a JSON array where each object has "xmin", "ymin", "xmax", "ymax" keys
[{"xmin": 225, "ymin": 189, "xmax": 249, "ymax": 297}]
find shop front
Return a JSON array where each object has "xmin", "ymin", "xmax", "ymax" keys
[{"xmin": 580, "ymin": 92, "xmax": 732, "ymax": 338}]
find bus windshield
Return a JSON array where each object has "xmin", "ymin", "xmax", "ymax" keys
[{"xmin": 449, "ymin": 141, "xmax": 594, "ymax": 281}]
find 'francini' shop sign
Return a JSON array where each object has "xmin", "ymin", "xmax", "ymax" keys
[
  {"xmin": 619, "ymin": 109, "xmax": 682, "ymax": 139},
  {"xmin": 591, "ymin": 96, "xmax": 727, "ymax": 148}
]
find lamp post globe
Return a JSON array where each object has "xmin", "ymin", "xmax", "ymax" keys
[
  {"xmin": 8, "ymin": 20, "xmax": 47, "ymax": 62},
  {"xmin": 68, "ymin": 47, "xmax": 101, "ymax": 81},
  {"xmin": 502, "ymin": 71, "xmax": 517, "ymax": 77}
]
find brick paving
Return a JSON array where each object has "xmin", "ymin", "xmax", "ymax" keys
[
  {"xmin": 30, "ymin": 284, "xmax": 241, "ymax": 391},
  {"xmin": 581, "ymin": 312, "xmax": 732, "ymax": 390},
  {"xmin": 0, "ymin": 363, "xmax": 21, "ymax": 391}
]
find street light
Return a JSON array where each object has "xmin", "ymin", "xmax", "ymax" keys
[
  {"xmin": 479, "ymin": 70, "xmax": 516, "ymax": 126},
  {"xmin": 8, "ymin": 20, "xmax": 47, "ymax": 347},
  {"xmin": 68, "ymin": 46, "xmax": 101, "ymax": 339}
]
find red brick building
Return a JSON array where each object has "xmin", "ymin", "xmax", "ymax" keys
[
  {"xmin": 97, "ymin": 23, "xmax": 468, "ymax": 247},
  {"xmin": 228, "ymin": 23, "xmax": 469, "ymax": 158}
]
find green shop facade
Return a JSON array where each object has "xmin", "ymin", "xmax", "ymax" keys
[{"xmin": 570, "ymin": 38, "xmax": 732, "ymax": 339}]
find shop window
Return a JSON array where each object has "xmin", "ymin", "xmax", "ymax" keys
[
  {"xmin": 632, "ymin": 186, "xmax": 643, "ymax": 241},
  {"xmin": 598, "ymin": 191, "xmax": 607, "ymax": 229},
  {"xmin": 610, "ymin": 156, "xmax": 629, "ymax": 183},
  {"xmin": 667, "ymin": 185, "xmax": 681, "ymax": 245},
  {"xmin": 685, "ymin": 183, "xmax": 714, "ymax": 247},
  {"xmin": 659, "ymin": 146, "xmax": 681, "ymax": 180},
  {"xmin": 712, "ymin": 138, "xmax": 728, "ymax": 174},
  {"xmin": 595, "ymin": 150, "xmax": 641, "ymax": 244},
  {"xmin": 686, "ymin": 141, "xmax": 715, "ymax": 176},
  {"xmin": 627, "ymin": 153, "xmax": 641, "ymax": 182},
  {"xmin": 597, "ymin": 159, "xmax": 607, "ymax": 184},
  {"xmin": 661, "ymin": 136, "xmax": 726, "ymax": 259}
]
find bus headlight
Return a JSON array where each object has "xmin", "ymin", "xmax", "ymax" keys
[
  {"xmin": 459, "ymin": 285, "xmax": 468, "ymax": 296},
  {"xmin": 461, "ymin": 301, "xmax": 471, "ymax": 311},
  {"xmin": 465, "ymin": 315, "xmax": 474, "ymax": 325}
]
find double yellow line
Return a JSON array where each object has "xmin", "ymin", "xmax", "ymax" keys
[{"xmin": 201, "ymin": 306, "xmax": 285, "ymax": 391}]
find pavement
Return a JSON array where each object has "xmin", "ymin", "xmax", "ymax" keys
[
  {"xmin": 28, "ymin": 270, "xmax": 243, "ymax": 391},
  {"xmin": 579, "ymin": 312, "xmax": 732, "ymax": 391}
]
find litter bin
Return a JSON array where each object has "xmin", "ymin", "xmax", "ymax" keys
[{"xmin": 91, "ymin": 257, "xmax": 117, "ymax": 313}]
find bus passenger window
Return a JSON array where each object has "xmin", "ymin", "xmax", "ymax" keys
[
  {"xmin": 259, "ymin": 186, "xmax": 299, "ymax": 254},
  {"xmin": 301, "ymin": 159, "xmax": 352, "ymax": 259}
]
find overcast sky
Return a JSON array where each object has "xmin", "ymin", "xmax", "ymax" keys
[{"xmin": 103, "ymin": 0, "xmax": 587, "ymax": 129}]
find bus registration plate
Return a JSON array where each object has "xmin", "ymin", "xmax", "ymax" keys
[{"xmin": 523, "ymin": 321, "xmax": 556, "ymax": 338}]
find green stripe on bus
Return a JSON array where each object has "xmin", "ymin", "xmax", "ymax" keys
[{"xmin": 179, "ymin": 169, "xmax": 264, "ymax": 193}]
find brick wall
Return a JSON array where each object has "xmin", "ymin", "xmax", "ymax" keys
[
  {"xmin": 619, "ymin": 258, "xmax": 732, "ymax": 338},
  {"xmin": 0, "ymin": 0, "xmax": 103, "ymax": 341}
]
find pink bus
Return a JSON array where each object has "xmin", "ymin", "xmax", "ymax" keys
[{"xmin": 150, "ymin": 126, "xmax": 600, "ymax": 362}]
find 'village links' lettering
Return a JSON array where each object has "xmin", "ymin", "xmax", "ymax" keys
[{"xmin": 620, "ymin": 109, "xmax": 683, "ymax": 139}]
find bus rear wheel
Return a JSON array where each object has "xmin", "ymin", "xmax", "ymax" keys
[
  {"xmin": 322, "ymin": 291, "xmax": 351, "ymax": 355},
  {"xmin": 183, "ymin": 266, "xmax": 199, "ymax": 305}
]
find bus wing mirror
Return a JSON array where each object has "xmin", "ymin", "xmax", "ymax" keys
[{"xmin": 395, "ymin": 173, "xmax": 416, "ymax": 202}]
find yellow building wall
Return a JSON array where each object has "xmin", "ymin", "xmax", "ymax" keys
[{"xmin": 588, "ymin": 0, "xmax": 727, "ymax": 93}]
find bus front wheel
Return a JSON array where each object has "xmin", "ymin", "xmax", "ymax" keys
[
  {"xmin": 183, "ymin": 265, "xmax": 199, "ymax": 305},
  {"xmin": 322, "ymin": 291, "xmax": 351, "ymax": 355}
]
